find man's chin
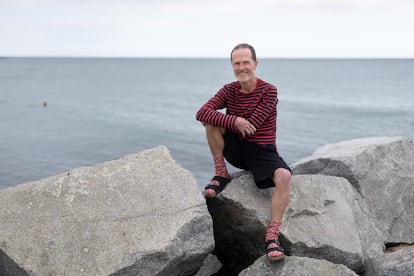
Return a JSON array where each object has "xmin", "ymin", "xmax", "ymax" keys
[{"xmin": 236, "ymin": 76, "xmax": 250, "ymax": 83}]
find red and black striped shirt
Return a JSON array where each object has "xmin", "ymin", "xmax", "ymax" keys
[{"xmin": 196, "ymin": 78, "xmax": 278, "ymax": 145}]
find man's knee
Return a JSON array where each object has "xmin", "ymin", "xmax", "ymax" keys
[
  {"xmin": 204, "ymin": 124, "xmax": 216, "ymax": 131},
  {"xmin": 273, "ymin": 168, "xmax": 291, "ymax": 189}
]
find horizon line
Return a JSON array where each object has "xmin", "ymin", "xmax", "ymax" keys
[{"xmin": 1, "ymin": 55, "xmax": 414, "ymax": 60}]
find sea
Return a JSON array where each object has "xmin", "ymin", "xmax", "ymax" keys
[{"xmin": 1, "ymin": 57, "xmax": 413, "ymax": 190}]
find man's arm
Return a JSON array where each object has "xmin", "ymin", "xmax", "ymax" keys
[{"xmin": 196, "ymin": 88, "xmax": 238, "ymax": 130}]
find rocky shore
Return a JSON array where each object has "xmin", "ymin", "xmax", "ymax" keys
[{"xmin": 1, "ymin": 137, "xmax": 413, "ymax": 275}]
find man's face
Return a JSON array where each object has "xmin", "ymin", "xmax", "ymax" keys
[{"xmin": 231, "ymin": 48, "xmax": 258, "ymax": 83}]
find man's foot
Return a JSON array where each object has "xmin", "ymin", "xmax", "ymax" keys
[
  {"xmin": 204, "ymin": 176, "xmax": 231, "ymax": 198},
  {"xmin": 265, "ymin": 239, "xmax": 285, "ymax": 261},
  {"xmin": 265, "ymin": 220, "xmax": 285, "ymax": 261}
]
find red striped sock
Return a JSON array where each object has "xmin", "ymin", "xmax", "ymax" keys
[
  {"xmin": 214, "ymin": 157, "xmax": 230, "ymax": 179},
  {"xmin": 266, "ymin": 220, "xmax": 282, "ymax": 241}
]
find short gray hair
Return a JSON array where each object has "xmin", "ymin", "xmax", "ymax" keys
[{"xmin": 230, "ymin": 43, "xmax": 257, "ymax": 62}]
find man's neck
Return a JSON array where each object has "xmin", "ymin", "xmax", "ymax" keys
[{"xmin": 239, "ymin": 78, "xmax": 257, "ymax": 93}]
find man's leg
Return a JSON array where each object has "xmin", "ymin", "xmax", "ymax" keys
[
  {"xmin": 205, "ymin": 124, "xmax": 225, "ymax": 158},
  {"xmin": 266, "ymin": 168, "xmax": 291, "ymax": 261},
  {"xmin": 204, "ymin": 124, "xmax": 230, "ymax": 197},
  {"xmin": 271, "ymin": 168, "xmax": 291, "ymax": 222}
]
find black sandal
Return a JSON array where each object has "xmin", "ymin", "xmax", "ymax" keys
[
  {"xmin": 265, "ymin": 239, "xmax": 285, "ymax": 261},
  {"xmin": 204, "ymin": 176, "xmax": 231, "ymax": 198}
]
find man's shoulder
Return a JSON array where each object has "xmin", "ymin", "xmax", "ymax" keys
[
  {"xmin": 257, "ymin": 78, "xmax": 277, "ymax": 91},
  {"xmin": 223, "ymin": 81, "xmax": 239, "ymax": 89},
  {"xmin": 218, "ymin": 81, "xmax": 239, "ymax": 94}
]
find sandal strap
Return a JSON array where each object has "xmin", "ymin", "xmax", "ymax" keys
[
  {"xmin": 266, "ymin": 247, "xmax": 285, "ymax": 254},
  {"xmin": 265, "ymin": 239, "xmax": 280, "ymax": 247},
  {"xmin": 211, "ymin": 176, "xmax": 230, "ymax": 183},
  {"xmin": 204, "ymin": 176, "xmax": 231, "ymax": 194},
  {"xmin": 265, "ymin": 239, "xmax": 285, "ymax": 253},
  {"xmin": 205, "ymin": 184, "xmax": 220, "ymax": 192}
]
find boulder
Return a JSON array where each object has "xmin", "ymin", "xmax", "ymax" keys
[
  {"xmin": 291, "ymin": 137, "xmax": 414, "ymax": 244},
  {"xmin": 0, "ymin": 146, "xmax": 214, "ymax": 275},
  {"xmin": 239, "ymin": 255, "xmax": 358, "ymax": 276},
  {"xmin": 194, "ymin": 254, "xmax": 222, "ymax": 276},
  {"xmin": 206, "ymin": 172, "xmax": 272, "ymax": 274},
  {"xmin": 207, "ymin": 172, "xmax": 383, "ymax": 273},
  {"xmin": 282, "ymin": 174, "xmax": 384, "ymax": 272},
  {"xmin": 323, "ymin": 174, "xmax": 385, "ymax": 259},
  {"xmin": 365, "ymin": 245, "xmax": 414, "ymax": 276}
]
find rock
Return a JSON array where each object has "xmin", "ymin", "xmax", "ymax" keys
[
  {"xmin": 206, "ymin": 172, "xmax": 272, "ymax": 274},
  {"xmin": 325, "ymin": 174, "xmax": 385, "ymax": 259},
  {"xmin": 282, "ymin": 174, "xmax": 384, "ymax": 273},
  {"xmin": 365, "ymin": 245, "xmax": 414, "ymax": 276},
  {"xmin": 0, "ymin": 146, "xmax": 214, "ymax": 275},
  {"xmin": 206, "ymin": 172, "xmax": 383, "ymax": 273},
  {"xmin": 194, "ymin": 254, "xmax": 222, "ymax": 276},
  {"xmin": 239, "ymin": 255, "xmax": 358, "ymax": 276},
  {"xmin": 291, "ymin": 137, "xmax": 414, "ymax": 244}
]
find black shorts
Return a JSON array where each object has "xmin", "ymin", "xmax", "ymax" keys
[{"xmin": 223, "ymin": 131, "xmax": 291, "ymax": 189}]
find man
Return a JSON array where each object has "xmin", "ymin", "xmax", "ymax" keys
[{"xmin": 195, "ymin": 43, "xmax": 291, "ymax": 261}]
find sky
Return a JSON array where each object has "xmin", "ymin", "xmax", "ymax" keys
[{"xmin": 1, "ymin": 0, "xmax": 414, "ymax": 58}]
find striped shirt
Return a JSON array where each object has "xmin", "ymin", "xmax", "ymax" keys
[{"xmin": 196, "ymin": 78, "xmax": 278, "ymax": 145}]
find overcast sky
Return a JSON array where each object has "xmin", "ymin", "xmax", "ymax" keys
[{"xmin": 1, "ymin": 0, "xmax": 414, "ymax": 58}]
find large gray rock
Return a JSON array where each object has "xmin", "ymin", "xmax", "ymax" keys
[
  {"xmin": 194, "ymin": 254, "xmax": 222, "ymax": 276},
  {"xmin": 324, "ymin": 175, "xmax": 385, "ymax": 259},
  {"xmin": 207, "ymin": 172, "xmax": 383, "ymax": 273},
  {"xmin": 239, "ymin": 255, "xmax": 358, "ymax": 276},
  {"xmin": 206, "ymin": 172, "xmax": 273, "ymax": 274},
  {"xmin": 283, "ymin": 174, "xmax": 384, "ymax": 272},
  {"xmin": 0, "ymin": 146, "xmax": 214, "ymax": 275},
  {"xmin": 365, "ymin": 245, "xmax": 414, "ymax": 276},
  {"xmin": 291, "ymin": 137, "xmax": 414, "ymax": 244}
]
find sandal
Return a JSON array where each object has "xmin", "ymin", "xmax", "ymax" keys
[
  {"xmin": 204, "ymin": 176, "xmax": 231, "ymax": 198},
  {"xmin": 265, "ymin": 239, "xmax": 285, "ymax": 261}
]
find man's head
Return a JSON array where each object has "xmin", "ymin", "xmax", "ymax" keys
[
  {"xmin": 231, "ymin": 43, "xmax": 258, "ymax": 84},
  {"xmin": 230, "ymin": 43, "xmax": 257, "ymax": 62}
]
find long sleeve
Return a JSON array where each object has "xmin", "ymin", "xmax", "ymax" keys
[{"xmin": 196, "ymin": 87, "xmax": 237, "ymax": 130}]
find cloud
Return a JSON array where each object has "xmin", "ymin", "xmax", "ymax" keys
[{"xmin": 1, "ymin": 0, "xmax": 413, "ymax": 57}]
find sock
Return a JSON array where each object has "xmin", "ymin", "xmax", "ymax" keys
[
  {"xmin": 266, "ymin": 220, "xmax": 282, "ymax": 241},
  {"xmin": 265, "ymin": 220, "xmax": 284, "ymax": 259},
  {"xmin": 214, "ymin": 156, "xmax": 230, "ymax": 179}
]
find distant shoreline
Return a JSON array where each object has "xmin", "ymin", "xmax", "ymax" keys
[{"xmin": 0, "ymin": 56, "xmax": 413, "ymax": 60}]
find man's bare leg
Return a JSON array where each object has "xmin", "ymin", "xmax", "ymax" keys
[
  {"xmin": 205, "ymin": 124, "xmax": 225, "ymax": 158},
  {"xmin": 266, "ymin": 168, "xmax": 291, "ymax": 261},
  {"xmin": 271, "ymin": 168, "xmax": 291, "ymax": 221}
]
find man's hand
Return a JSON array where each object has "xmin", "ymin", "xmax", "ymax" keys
[{"xmin": 235, "ymin": 117, "xmax": 256, "ymax": 137}]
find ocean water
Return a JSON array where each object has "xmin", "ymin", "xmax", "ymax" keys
[{"xmin": 1, "ymin": 58, "xmax": 413, "ymax": 190}]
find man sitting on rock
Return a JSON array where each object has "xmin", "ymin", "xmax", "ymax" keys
[{"xmin": 196, "ymin": 43, "xmax": 291, "ymax": 261}]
